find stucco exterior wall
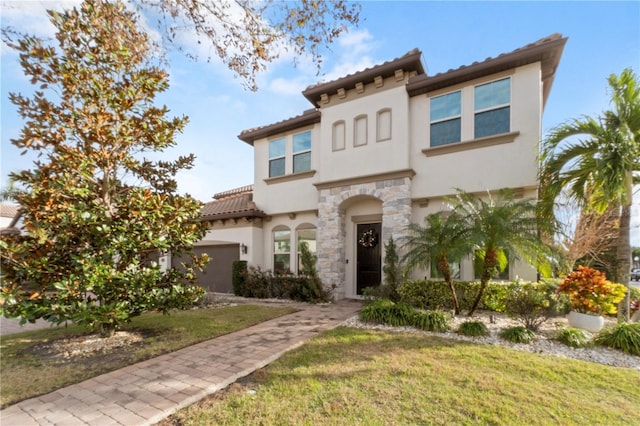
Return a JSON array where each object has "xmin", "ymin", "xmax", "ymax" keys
[
  {"xmin": 409, "ymin": 63, "xmax": 542, "ymax": 199},
  {"xmin": 252, "ymin": 124, "xmax": 321, "ymax": 215},
  {"xmin": 316, "ymin": 81, "xmax": 411, "ymax": 184}
]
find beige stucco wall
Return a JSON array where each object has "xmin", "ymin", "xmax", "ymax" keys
[
  {"xmin": 408, "ymin": 63, "xmax": 543, "ymax": 199},
  {"xmin": 316, "ymin": 81, "xmax": 411, "ymax": 184}
]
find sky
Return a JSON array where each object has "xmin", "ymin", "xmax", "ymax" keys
[{"xmin": 1, "ymin": 0, "xmax": 639, "ymax": 245}]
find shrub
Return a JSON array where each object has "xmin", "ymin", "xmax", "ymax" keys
[
  {"xmin": 238, "ymin": 266, "xmax": 330, "ymax": 303},
  {"xmin": 504, "ymin": 281, "xmax": 565, "ymax": 331},
  {"xmin": 558, "ymin": 266, "xmax": 626, "ymax": 315},
  {"xmin": 232, "ymin": 260, "xmax": 247, "ymax": 295},
  {"xmin": 359, "ymin": 299, "xmax": 414, "ymax": 327},
  {"xmin": 397, "ymin": 279, "xmax": 510, "ymax": 312},
  {"xmin": 499, "ymin": 326, "xmax": 536, "ymax": 344},
  {"xmin": 457, "ymin": 321, "xmax": 489, "ymax": 337},
  {"xmin": 593, "ymin": 323, "xmax": 640, "ymax": 356},
  {"xmin": 412, "ymin": 310, "xmax": 450, "ymax": 332},
  {"xmin": 381, "ymin": 237, "xmax": 402, "ymax": 302},
  {"xmin": 555, "ymin": 327, "xmax": 591, "ymax": 348}
]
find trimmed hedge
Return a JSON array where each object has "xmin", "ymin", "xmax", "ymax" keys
[{"xmin": 397, "ymin": 279, "xmax": 511, "ymax": 313}]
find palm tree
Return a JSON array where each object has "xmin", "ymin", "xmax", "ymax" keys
[
  {"xmin": 453, "ymin": 189, "xmax": 555, "ymax": 317},
  {"xmin": 539, "ymin": 68, "xmax": 640, "ymax": 320},
  {"xmin": 402, "ymin": 211, "xmax": 471, "ymax": 314}
]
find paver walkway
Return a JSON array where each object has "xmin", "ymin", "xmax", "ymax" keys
[{"xmin": 0, "ymin": 299, "xmax": 361, "ymax": 426}]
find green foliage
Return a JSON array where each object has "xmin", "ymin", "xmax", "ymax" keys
[
  {"xmin": 232, "ymin": 260, "xmax": 248, "ymax": 296},
  {"xmin": 555, "ymin": 328, "xmax": 592, "ymax": 348},
  {"xmin": 558, "ymin": 266, "xmax": 627, "ymax": 315},
  {"xmin": 237, "ymin": 266, "xmax": 330, "ymax": 304},
  {"xmin": 457, "ymin": 321, "xmax": 490, "ymax": 337},
  {"xmin": 539, "ymin": 69, "xmax": 640, "ymax": 318},
  {"xmin": 449, "ymin": 189, "xmax": 557, "ymax": 316},
  {"xmin": 397, "ymin": 279, "xmax": 510, "ymax": 313},
  {"xmin": 504, "ymin": 281, "xmax": 566, "ymax": 331},
  {"xmin": 0, "ymin": 1, "xmax": 207, "ymax": 336},
  {"xmin": 594, "ymin": 323, "xmax": 640, "ymax": 356},
  {"xmin": 412, "ymin": 310, "xmax": 450, "ymax": 332},
  {"xmin": 499, "ymin": 326, "xmax": 536, "ymax": 344},
  {"xmin": 359, "ymin": 299, "xmax": 450, "ymax": 331},
  {"xmin": 380, "ymin": 237, "xmax": 402, "ymax": 302},
  {"xmin": 402, "ymin": 212, "xmax": 471, "ymax": 314}
]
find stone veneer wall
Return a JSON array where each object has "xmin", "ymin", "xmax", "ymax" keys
[{"xmin": 317, "ymin": 177, "xmax": 412, "ymax": 299}]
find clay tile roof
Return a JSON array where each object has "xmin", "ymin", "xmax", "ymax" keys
[
  {"xmin": 0, "ymin": 203, "xmax": 19, "ymax": 218},
  {"xmin": 238, "ymin": 108, "xmax": 321, "ymax": 145},
  {"xmin": 201, "ymin": 186, "xmax": 265, "ymax": 221},
  {"xmin": 407, "ymin": 33, "xmax": 567, "ymax": 108},
  {"xmin": 302, "ymin": 48, "xmax": 425, "ymax": 106}
]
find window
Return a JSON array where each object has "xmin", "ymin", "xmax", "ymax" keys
[
  {"xmin": 297, "ymin": 227, "xmax": 316, "ymax": 274},
  {"xmin": 273, "ymin": 229, "xmax": 291, "ymax": 273},
  {"xmin": 430, "ymin": 259, "xmax": 461, "ymax": 280},
  {"xmin": 376, "ymin": 109, "xmax": 392, "ymax": 142},
  {"xmin": 354, "ymin": 115, "xmax": 368, "ymax": 147},
  {"xmin": 430, "ymin": 91, "xmax": 461, "ymax": 147},
  {"xmin": 292, "ymin": 131, "xmax": 311, "ymax": 173},
  {"xmin": 474, "ymin": 78, "xmax": 510, "ymax": 138},
  {"xmin": 332, "ymin": 121, "xmax": 345, "ymax": 151},
  {"xmin": 269, "ymin": 138, "xmax": 286, "ymax": 177}
]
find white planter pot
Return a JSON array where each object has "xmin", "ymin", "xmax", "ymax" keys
[{"xmin": 567, "ymin": 311, "xmax": 605, "ymax": 333}]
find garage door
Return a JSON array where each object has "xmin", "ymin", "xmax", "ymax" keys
[{"xmin": 172, "ymin": 244, "xmax": 239, "ymax": 294}]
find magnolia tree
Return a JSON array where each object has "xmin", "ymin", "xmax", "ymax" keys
[{"xmin": 0, "ymin": 0, "xmax": 208, "ymax": 336}]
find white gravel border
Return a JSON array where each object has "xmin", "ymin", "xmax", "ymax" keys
[{"xmin": 341, "ymin": 311, "xmax": 640, "ymax": 370}]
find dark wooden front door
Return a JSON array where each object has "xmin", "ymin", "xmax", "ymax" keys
[{"xmin": 356, "ymin": 223, "xmax": 382, "ymax": 295}]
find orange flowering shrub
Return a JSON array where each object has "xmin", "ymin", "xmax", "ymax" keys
[{"xmin": 558, "ymin": 266, "xmax": 627, "ymax": 315}]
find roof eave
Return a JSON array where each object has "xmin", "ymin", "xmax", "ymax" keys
[
  {"xmin": 237, "ymin": 109, "xmax": 321, "ymax": 145},
  {"xmin": 302, "ymin": 49, "xmax": 425, "ymax": 106},
  {"xmin": 407, "ymin": 36, "xmax": 568, "ymax": 108}
]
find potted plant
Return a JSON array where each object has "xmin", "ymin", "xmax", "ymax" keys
[{"xmin": 557, "ymin": 266, "xmax": 626, "ymax": 332}]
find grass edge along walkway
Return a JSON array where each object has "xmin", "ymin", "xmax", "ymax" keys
[{"xmin": 0, "ymin": 300, "xmax": 362, "ymax": 426}]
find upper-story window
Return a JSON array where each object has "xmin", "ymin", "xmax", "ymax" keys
[
  {"xmin": 474, "ymin": 77, "xmax": 510, "ymax": 138},
  {"xmin": 292, "ymin": 131, "xmax": 311, "ymax": 173},
  {"xmin": 269, "ymin": 138, "xmax": 286, "ymax": 177},
  {"xmin": 430, "ymin": 91, "xmax": 461, "ymax": 147}
]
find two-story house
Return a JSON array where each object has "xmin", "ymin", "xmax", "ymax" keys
[{"xmin": 194, "ymin": 34, "xmax": 567, "ymax": 298}]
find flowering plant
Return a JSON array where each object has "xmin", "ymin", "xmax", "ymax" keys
[
  {"xmin": 557, "ymin": 266, "xmax": 626, "ymax": 315},
  {"xmin": 358, "ymin": 229, "xmax": 378, "ymax": 248}
]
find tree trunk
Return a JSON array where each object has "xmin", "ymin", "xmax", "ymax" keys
[
  {"xmin": 468, "ymin": 250, "xmax": 497, "ymax": 316},
  {"xmin": 616, "ymin": 203, "xmax": 632, "ymax": 322},
  {"xmin": 438, "ymin": 257, "xmax": 460, "ymax": 315}
]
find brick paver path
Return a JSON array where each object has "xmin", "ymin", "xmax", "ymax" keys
[{"xmin": 0, "ymin": 300, "xmax": 361, "ymax": 425}]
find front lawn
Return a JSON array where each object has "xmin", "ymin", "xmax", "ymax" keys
[
  {"xmin": 162, "ymin": 327, "xmax": 639, "ymax": 425},
  {"xmin": 0, "ymin": 304, "xmax": 296, "ymax": 408}
]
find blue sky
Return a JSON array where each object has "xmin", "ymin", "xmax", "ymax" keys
[{"xmin": 1, "ymin": 0, "xmax": 639, "ymax": 245}]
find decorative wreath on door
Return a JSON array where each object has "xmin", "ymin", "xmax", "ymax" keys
[{"xmin": 358, "ymin": 228, "xmax": 379, "ymax": 248}]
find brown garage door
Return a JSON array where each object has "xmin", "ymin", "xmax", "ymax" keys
[{"xmin": 172, "ymin": 244, "xmax": 239, "ymax": 293}]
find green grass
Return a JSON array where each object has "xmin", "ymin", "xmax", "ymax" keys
[
  {"xmin": 0, "ymin": 304, "xmax": 296, "ymax": 408},
  {"xmin": 162, "ymin": 327, "xmax": 640, "ymax": 426}
]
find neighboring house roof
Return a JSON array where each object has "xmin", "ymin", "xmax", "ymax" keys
[
  {"xmin": 0, "ymin": 203, "xmax": 22, "ymax": 235},
  {"xmin": 201, "ymin": 185, "xmax": 266, "ymax": 221},
  {"xmin": 0, "ymin": 203, "xmax": 19, "ymax": 219},
  {"xmin": 406, "ymin": 33, "xmax": 567, "ymax": 108}
]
